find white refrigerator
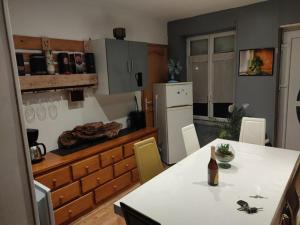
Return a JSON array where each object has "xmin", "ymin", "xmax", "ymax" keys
[{"xmin": 154, "ymin": 82, "xmax": 193, "ymax": 164}]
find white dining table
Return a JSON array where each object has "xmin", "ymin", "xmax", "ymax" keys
[{"xmin": 114, "ymin": 139, "xmax": 300, "ymax": 225}]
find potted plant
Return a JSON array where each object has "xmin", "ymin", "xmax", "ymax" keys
[
  {"xmin": 215, "ymin": 143, "xmax": 235, "ymax": 169},
  {"xmin": 219, "ymin": 104, "xmax": 249, "ymax": 141}
]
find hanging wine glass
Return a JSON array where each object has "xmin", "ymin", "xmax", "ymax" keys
[
  {"xmin": 48, "ymin": 97, "xmax": 58, "ymax": 120},
  {"xmin": 36, "ymin": 99, "xmax": 47, "ymax": 121},
  {"xmin": 24, "ymin": 102, "xmax": 35, "ymax": 123}
]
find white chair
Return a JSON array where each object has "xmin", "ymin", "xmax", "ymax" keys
[
  {"xmin": 239, "ymin": 117, "xmax": 266, "ymax": 145},
  {"xmin": 182, "ymin": 124, "xmax": 200, "ymax": 156}
]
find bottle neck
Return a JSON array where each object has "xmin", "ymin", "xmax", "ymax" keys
[{"xmin": 211, "ymin": 147, "xmax": 216, "ymax": 160}]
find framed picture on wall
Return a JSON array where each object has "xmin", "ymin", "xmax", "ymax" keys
[{"xmin": 239, "ymin": 48, "xmax": 275, "ymax": 76}]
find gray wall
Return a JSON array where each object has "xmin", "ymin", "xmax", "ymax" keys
[
  {"xmin": 168, "ymin": 0, "xmax": 300, "ymax": 144},
  {"xmin": 0, "ymin": 1, "xmax": 37, "ymax": 224}
]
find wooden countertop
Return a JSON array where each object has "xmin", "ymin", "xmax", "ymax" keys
[{"xmin": 32, "ymin": 127, "xmax": 157, "ymax": 176}]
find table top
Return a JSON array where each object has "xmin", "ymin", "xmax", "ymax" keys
[{"xmin": 114, "ymin": 139, "xmax": 300, "ymax": 225}]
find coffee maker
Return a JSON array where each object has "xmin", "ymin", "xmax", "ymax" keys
[{"xmin": 27, "ymin": 129, "xmax": 46, "ymax": 164}]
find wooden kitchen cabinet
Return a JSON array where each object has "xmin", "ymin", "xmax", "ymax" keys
[
  {"xmin": 94, "ymin": 172, "xmax": 131, "ymax": 204},
  {"xmin": 71, "ymin": 155, "xmax": 100, "ymax": 180},
  {"xmin": 35, "ymin": 166, "xmax": 72, "ymax": 190},
  {"xmin": 131, "ymin": 168, "xmax": 139, "ymax": 182},
  {"xmin": 51, "ymin": 181, "xmax": 81, "ymax": 209},
  {"xmin": 54, "ymin": 192, "xmax": 94, "ymax": 225},
  {"xmin": 100, "ymin": 146, "xmax": 123, "ymax": 167},
  {"xmin": 32, "ymin": 128, "xmax": 157, "ymax": 225},
  {"xmin": 114, "ymin": 155, "xmax": 137, "ymax": 177},
  {"xmin": 81, "ymin": 166, "xmax": 114, "ymax": 193},
  {"xmin": 123, "ymin": 140, "xmax": 140, "ymax": 158}
]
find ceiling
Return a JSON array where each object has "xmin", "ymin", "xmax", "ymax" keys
[{"xmin": 83, "ymin": 0, "xmax": 266, "ymax": 21}]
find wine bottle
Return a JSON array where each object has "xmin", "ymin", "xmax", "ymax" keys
[{"xmin": 208, "ymin": 146, "xmax": 219, "ymax": 186}]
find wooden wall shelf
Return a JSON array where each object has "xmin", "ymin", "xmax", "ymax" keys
[{"xmin": 19, "ymin": 74, "xmax": 98, "ymax": 92}]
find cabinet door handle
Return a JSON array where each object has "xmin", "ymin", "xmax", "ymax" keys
[
  {"xmin": 127, "ymin": 61, "xmax": 131, "ymax": 73},
  {"xmin": 131, "ymin": 60, "xmax": 134, "ymax": 72}
]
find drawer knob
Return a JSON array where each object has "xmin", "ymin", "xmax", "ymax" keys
[
  {"xmin": 85, "ymin": 166, "xmax": 89, "ymax": 172},
  {"xmin": 125, "ymin": 164, "xmax": 129, "ymax": 168},
  {"xmin": 52, "ymin": 179, "xmax": 57, "ymax": 188},
  {"xmin": 111, "ymin": 155, "xmax": 115, "ymax": 161},
  {"xmin": 68, "ymin": 210, "xmax": 72, "ymax": 217},
  {"xmin": 59, "ymin": 195, "xmax": 64, "ymax": 202},
  {"xmin": 113, "ymin": 185, "xmax": 117, "ymax": 190},
  {"xmin": 96, "ymin": 177, "xmax": 101, "ymax": 183}
]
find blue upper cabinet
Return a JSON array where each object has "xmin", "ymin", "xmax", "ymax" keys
[
  {"xmin": 106, "ymin": 39, "xmax": 131, "ymax": 94},
  {"xmin": 128, "ymin": 41, "xmax": 148, "ymax": 91},
  {"xmin": 91, "ymin": 38, "xmax": 148, "ymax": 95}
]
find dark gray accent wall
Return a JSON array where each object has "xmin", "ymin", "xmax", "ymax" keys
[
  {"xmin": 279, "ymin": 0, "xmax": 300, "ymax": 25},
  {"xmin": 168, "ymin": 0, "xmax": 300, "ymax": 144}
]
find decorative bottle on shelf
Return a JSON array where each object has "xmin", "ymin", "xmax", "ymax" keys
[
  {"xmin": 45, "ymin": 50, "xmax": 55, "ymax": 75},
  {"xmin": 208, "ymin": 146, "xmax": 219, "ymax": 186}
]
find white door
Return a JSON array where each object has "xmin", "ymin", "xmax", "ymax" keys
[
  {"xmin": 286, "ymin": 36, "xmax": 300, "ymax": 150},
  {"xmin": 277, "ymin": 30, "xmax": 300, "ymax": 150},
  {"xmin": 166, "ymin": 106, "xmax": 193, "ymax": 164}
]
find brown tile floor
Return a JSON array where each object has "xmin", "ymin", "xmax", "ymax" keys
[{"xmin": 71, "ymin": 184, "xmax": 140, "ymax": 225}]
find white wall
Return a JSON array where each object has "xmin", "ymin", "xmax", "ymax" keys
[{"xmin": 8, "ymin": 0, "xmax": 167, "ymax": 151}]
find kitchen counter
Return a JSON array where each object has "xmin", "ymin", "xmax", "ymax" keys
[{"xmin": 32, "ymin": 127, "xmax": 157, "ymax": 176}]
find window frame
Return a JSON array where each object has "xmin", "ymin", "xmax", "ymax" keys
[{"xmin": 186, "ymin": 31, "xmax": 236, "ymax": 122}]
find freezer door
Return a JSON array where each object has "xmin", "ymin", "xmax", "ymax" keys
[
  {"xmin": 166, "ymin": 106, "xmax": 193, "ymax": 164},
  {"xmin": 166, "ymin": 83, "xmax": 193, "ymax": 108}
]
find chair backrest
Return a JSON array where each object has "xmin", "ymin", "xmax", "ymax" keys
[
  {"xmin": 239, "ymin": 117, "xmax": 266, "ymax": 145},
  {"xmin": 121, "ymin": 202, "xmax": 161, "ymax": 225},
  {"xmin": 134, "ymin": 137, "xmax": 164, "ymax": 184},
  {"xmin": 182, "ymin": 124, "xmax": 200, "ymax": 156}
]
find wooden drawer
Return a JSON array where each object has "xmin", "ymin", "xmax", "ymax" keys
[
  {"xmin": 71, "ymin": 155, "xmax": 100, "ymax": 180},
  {"xmin": 81, "ymin": 166, "xmax": 113, "ymax": 193},
  {"xmin": 35, "ymin": 166, "xmax": 71, "ymax": 190},
  {"xmin": 114, "ymin": 156, "xmax": 136, "ymax": 177},
  {"xmin": 51, "ymin": 181, "xmax": 81, "ymax": 209},
  {"xmin": 100, "ymin": 146, "xmax": 123, "ymax": 167},
  {"xmin": 123, "ymin": 140, "xmax": 141, "ymax": 158},
  {"xmin": 54, "ymin": 192, "xmax": 94, "ymax": 225},
  {"xmin": 131, "ymin": 168, "xmax": 139, "ymax": 182},
  {"xmin": 94, "ymin": 172, "xmax": 131, "ymax": 204}
]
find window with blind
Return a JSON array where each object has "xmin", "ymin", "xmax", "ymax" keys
[{"xmin": 187, "ymin": 31, "xmax": 235, "ymax": 120}]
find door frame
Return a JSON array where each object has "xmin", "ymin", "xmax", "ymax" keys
[
  {"xmin": 277, "ymin": 28, "xmax": 300, "ymax": 148},
  {"xmin": 186, "ymin": 31, "xmax": 236, "ymax": 122},
  {"xmin": 1, "ymin": 0, "xmax": 39, "ymax": 224}
]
